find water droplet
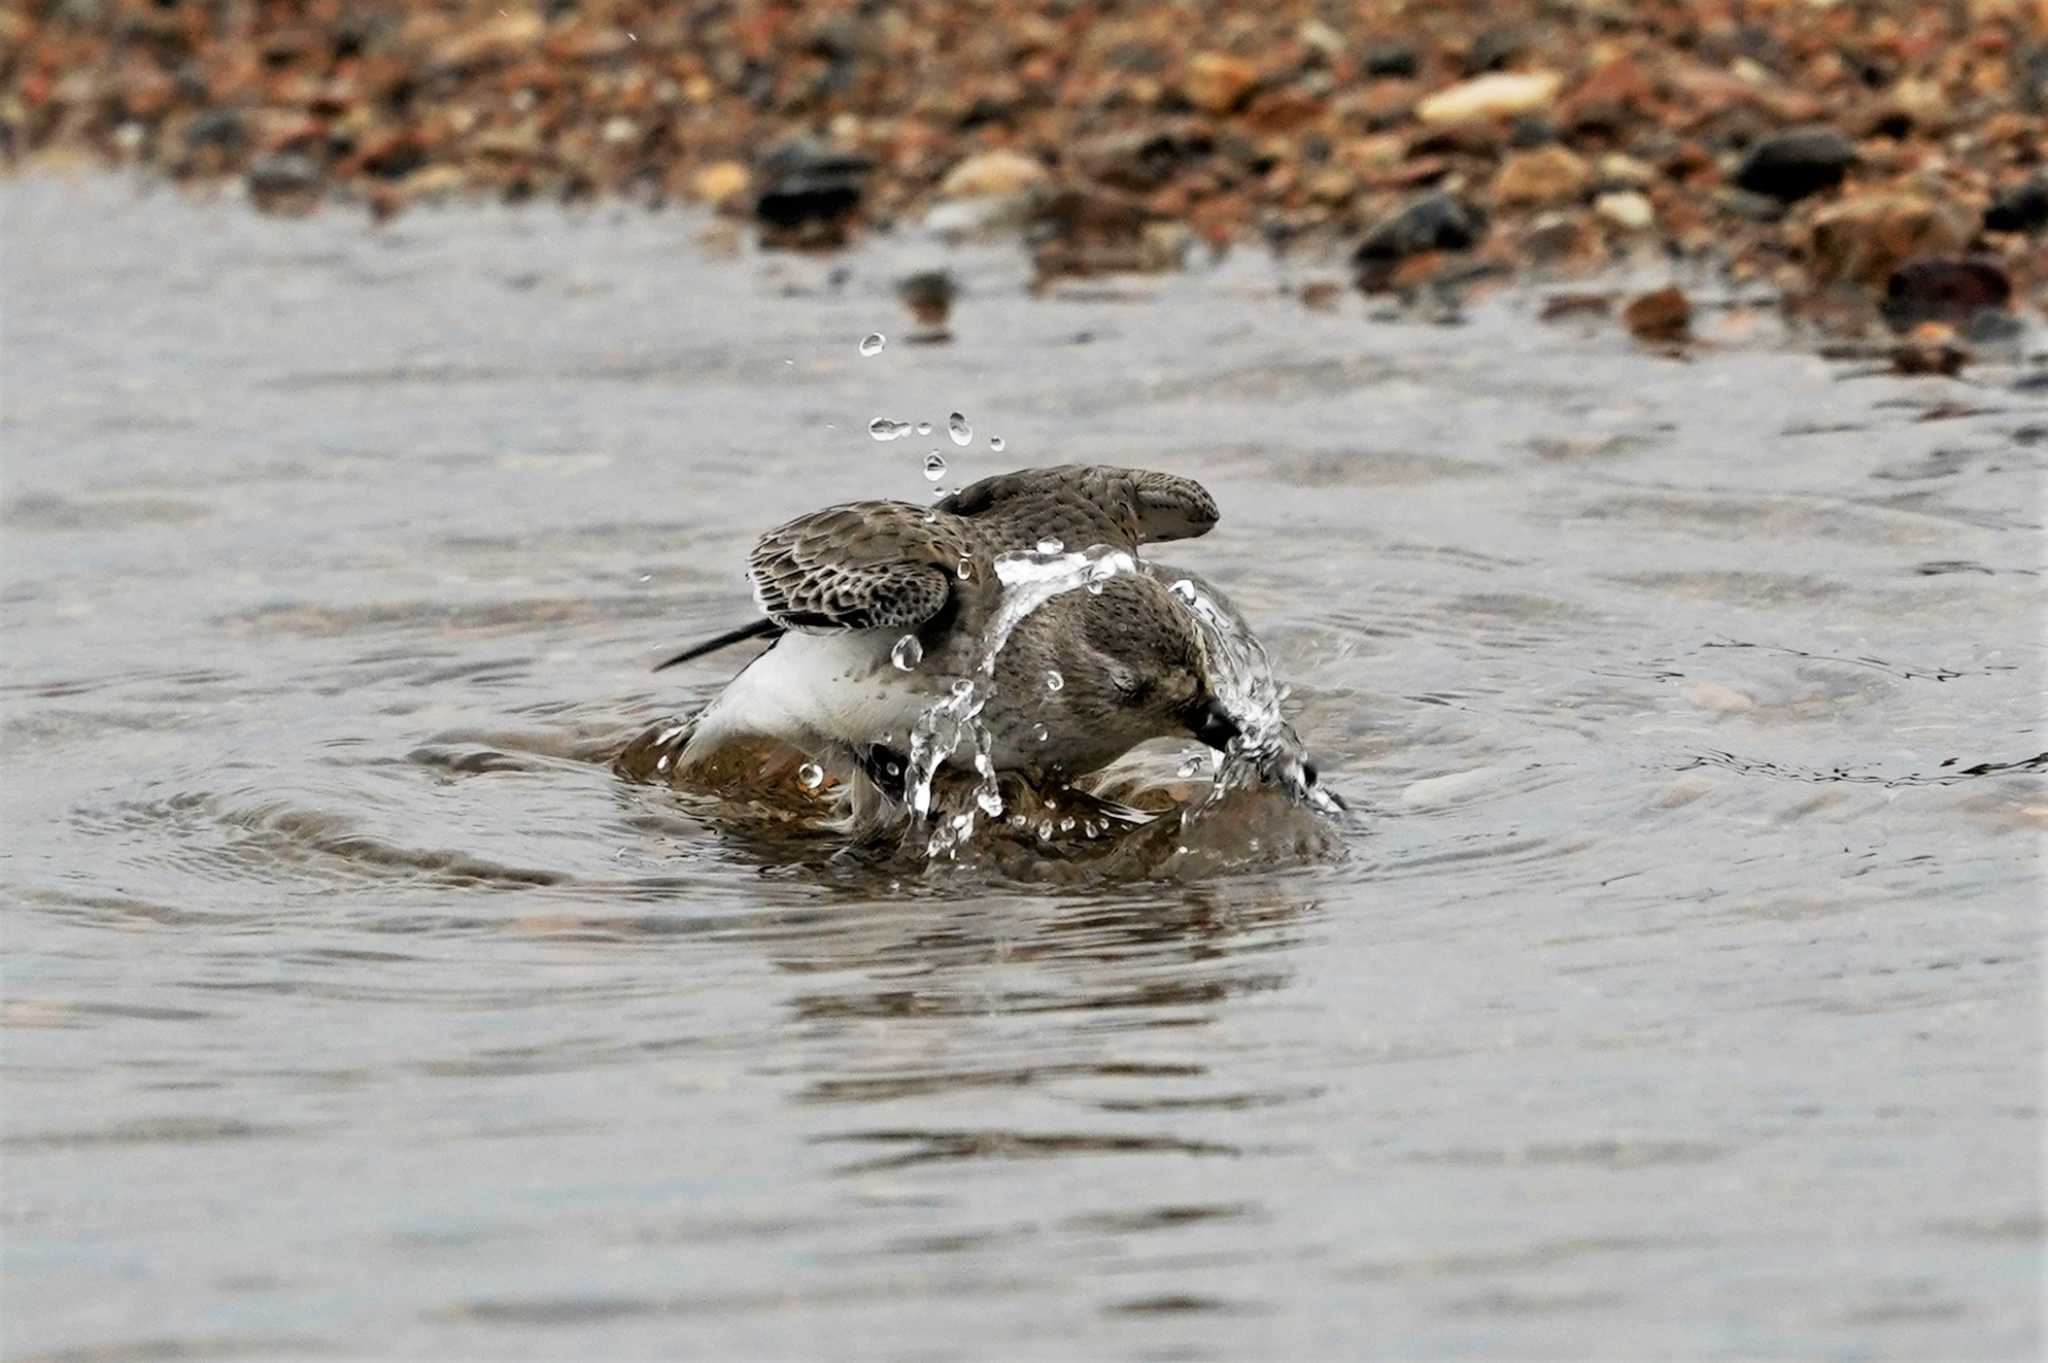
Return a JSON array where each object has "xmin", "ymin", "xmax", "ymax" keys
[
  {"xmin": 952, "ymin": 812, "xmax": 972, "ymax": 832},
  {"xmin": 1036, "ymin": 537, "xmax": 1063, "ymax": 555},
  {"xmin": 869, "ymin": 417, "xmax": 910, "ymax": 441},
  {"xmin": 957, "ymin": 558, "xmax": 976, "ymax": 581},
  {"xmin": 915, "ymin": 422, "xmax": 933, "ymax": 436},
  {"xmin": 923, "ymin": 452, "xmax": 947, "ymax": 481},
  {"xmin": 1044, "ymin": 670, "xmax": 1063, "ymax": 692},
  {"xmin": 990, "ymin": 436, "xmax": 1006, "ymax": 452},
  {"xmin": 859, "ymin": 332, "xmax": 886, "ymax": 356},
  {"xmin": 637, "ymin": 573, "xmax": 652, "ymax": 583},
  {"xmin": 947, "ymin": 411, "xmax": 971, "ymax": 447},
  {"xmin": 930, "ymin": 486, "xmax": 948, "ymax": 499},
  {"xmin": 1032, "ymin": 722, "xmax": 1049, "ymax": 743},
  {"xmin": 1168, "ymin": 578, "xmax": 1198, "ymax": 604},
  {"xmin": 1038, "ymin": 819, "xmax": 1054, "ymax": 840},
  {"xmin": 891, "ymin": 635, "xmax": 923, "ymax": 670},
  {"xmin": 1059, "ymin": 817, "xmax": 1075, "ymax": 832},
  {"xmin": 974, "ymin": 752, "xmax": 993, "ymax": 777},
  {"xmin": 656, "ymin": 753, "xmax": 672, "ymax": 772},
  {"xmin": 951, "ymin": 678, "xmax": 974, "ymax": 698},
  {"xmin": 976, "ymin": 787, "xmax": 1004, "ymax": 817},
  {"xmin": 798, "ymin": 762, "xmax": 825, "ymax": 790},
  {"xmin": 1007, "ymin": 813, "xmax": 1027, "ymax": 829},
  {"xmin": 1177, "ymin": 756, "xmax": 1202, "ymax": 778}
]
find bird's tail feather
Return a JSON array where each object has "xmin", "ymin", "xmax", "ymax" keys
[{"xmin": 652, "ymin": 618, "xmax": 783, "ymax": 671}]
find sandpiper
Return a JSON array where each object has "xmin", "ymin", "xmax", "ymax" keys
[{"xmin": 656, "ymin": 465, "xmax": 1247, "ymax": 802}]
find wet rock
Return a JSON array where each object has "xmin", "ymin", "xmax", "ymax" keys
[
  {"xmin": 1681, "ymin": 680, "xmax": 1755, "ymax": 713},
  {"xmin": 897, "ymin": 269, "xmax": 956, "ymax": 329},
  {"xmin": 1182, "ymin": 52, "xmax": 1257, "ymax": 115},
  {"xmin": 1352, "ymin": 192, "xmax": 1485, "ymax": 265},
  {"xmin": 244, "ymin": 151, "xmax": 322, "ymax": 214},
  {"xmin": 1597, "ymin": 153, "xmax": 1657, "ymax": 189},
  {"xmin": 1734, "ymin": 125, "xmax": 1854, "ymax": 202},
  {"xmin": 1518, "ymin": 211, "xmax": 1595, "ymax": 264},
  {"xmin": 1076, "ymin": 125, "xmax": 1213, "ymax": 193},
  {"xmin": 1809, "ymin": 194, "xmax": 1970, "ymax": 288},
  {"xmin": 1464, "ymin": 26, "xmax": 1527, "ymax": 76},
  {"xmin": 1298, "ymin": 280, "xmax": 1341, "ymax": 310},
  {"xmin": 1595, "ymin": 191, "xmax": 1654, "ymax": 232},
  {"xmin": 752, "ymin": 139, "xmax": 870, "ymax": 239},
  {"xmin": 1492, "ymin": 145, "xmax": 1592, "ymax": 207},
  {"xmin": 1889, "ymin": 323, "xmax": 1969, "ymax": 376},
  {"xmin": 1623, "ymin": 286, "xmax": 1691, "ymax": 343},
  {"xmin": 1362, "ymin": 44, "xmax": 1418, "ymax": 79},
  {"xmin": 1983, "ymin": 171, "xmax": 2048, "ymax": 234},
  {"xmin": 1416, "ymin": 71, "xmax": 1561, "ymax": 126},
  {"xmin": 1881, "ymin": 258, "xmax": 2013, "ymax": 331},
  {"xmin": 690, "ymin": 160, "xmax": 752, "ymax": 206},
  {"xmin": 938, "ymin": 148, "xmax": 1048, "ymax": 199}
]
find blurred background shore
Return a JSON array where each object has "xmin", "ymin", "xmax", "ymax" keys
[{"xmin": 6, "ymin": 0, "xmax": 2044, "ymax": 343}]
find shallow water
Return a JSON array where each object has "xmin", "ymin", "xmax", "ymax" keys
[{"xmin": 3, "ymin": 175, "xmax": 2043, "ymax": 1360}]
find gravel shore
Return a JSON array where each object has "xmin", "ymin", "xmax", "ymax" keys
[{"xmin": 6, "ymin": 0, "xmax": 2043, "ymax": 338}]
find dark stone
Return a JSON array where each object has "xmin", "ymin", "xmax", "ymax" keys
[
  {"xmin": 752, "ymin": 139, "xmax": 871, "ymax": 231},
  {"xmin": 1076, "ymin": 125, "xmax": 1213, "ymax": 193},
  {"xmin": 1465, "ymin": 25, "xmax": 1526, "ymax": 74},
  {"xmin": 1352, "ymin": 192, "xmax": 1485, "ymax": 264},
  {"xmin": 1984, "ymin": 171, "xmax": 2048, "ymax": 234},
  {"xmin": 182, "ymin": 108, "xmax": 246, "ymax": 153},
  {"xmin": 1361, "ymin": 44, "xmax": 1418, "ymax": 78},
  {"xmin": 1880, "ymin": 257, "xmax": 2013, "ymax": 331},
  {"xmin": 244, "ymin": 151, "xmax": 321, "ymax": 199},
  {"xmin": 1507, "ymin": 114, "xmax": 1557, "ymax": 148},
  {"xmin": 1734, "ymin": 125, "xmax": 1854, "ymax": 202}
]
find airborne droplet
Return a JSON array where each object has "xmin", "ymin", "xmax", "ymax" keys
[
  {"xmin": 891, "ymin": 635, "xmax": 923, "ymax": 670},
  {"xmin": 858, "ymin": 332, "xmax": 886, "ymax": 356},
  {"xmin": 923, "ymin": 452, "xmax": 947, "ymax": 481},
  {"xmin": 915, "ymin": 422, "xmax": 933, "ymax": 436},
  {"xmin": 1044, "ymin": 670, "xmax": 1063, "ymax": 692},
  {"xmin": 1032, "ymin": 722, "xmax": 1049, "ymax": 743},
  {"xmin": 948, "ymin": 411, "xmax": 971, "ymax": 447},
  {"xmin": 798, "ymin": 762, "xmax": 825, "ymax": 790},
  {"xmin": 976, "ymin": 787, "xmax": 1004, "ymax": 817},
  {"xmin": 989, "ymin": 436, "xmax": 1006, "ymax": 452},
  {"xmin": 869, "ymin": 417, "xmax": 910, "ymax": 441}
]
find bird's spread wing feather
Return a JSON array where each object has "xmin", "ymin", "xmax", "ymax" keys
[{"xmin": 749, "ymin": 502, "xmax": 969, "ymax": 632}]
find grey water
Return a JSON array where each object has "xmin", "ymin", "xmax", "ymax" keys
[{"xmin": 2, "ymin": 174, "xmax": 2042, "ymax": 1360}]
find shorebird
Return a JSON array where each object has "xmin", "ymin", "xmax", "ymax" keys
[{"xmin": 654, "ymin": 465, "xmax": 1251, "ymax": 804}]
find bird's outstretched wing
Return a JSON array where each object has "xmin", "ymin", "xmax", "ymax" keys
[
  {"xmin": 936, "ymin": 464, "xmax": 1219, "ymax": 550},
  {"xmin": 747, "ymin": 501, "xmax": 971, "ymax": 630},
  {"xmin": 653, "ymin": 501, "xmax": 970, "ymax": 671}
]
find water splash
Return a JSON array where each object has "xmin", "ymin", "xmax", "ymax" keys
[
  {"xmin": 902, "ymin": 543, "xmax": 1139, "ymax": 849},
  {"xmin": 890, "ymin": 635, "xmax": 923, "ymax": 671},
  {"xmin": 858, "ymin": 332, "xmax": 886, "ymax": 357},
  {"xmin": 1165, "ymin": 574, "xmax": 1339, "ymax": 817}
]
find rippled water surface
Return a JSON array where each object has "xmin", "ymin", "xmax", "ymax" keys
[{"xmin": 4, "ymin": 177, "xmax": 2042, "ymax": 1360}]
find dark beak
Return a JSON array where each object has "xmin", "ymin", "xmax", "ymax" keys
[{"xmin": 1186, "ymin": 697, "xmax": 1241, "ymax": 752}]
